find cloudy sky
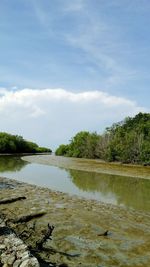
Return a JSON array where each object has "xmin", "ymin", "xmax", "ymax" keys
[{"xmin": 0, "ymin": 0, "xmax": 150, "ymax": 150}]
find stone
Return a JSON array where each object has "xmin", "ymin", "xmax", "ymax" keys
[
  {"xmin": 21, "ymin": 251, "xmax": 30, "ymax": 261},
  {"xmin": 16, "ymin": 244, "xmax": 27, "ymax": 251},
  {"xmin": 20, "ymin": 258, "xmax": 40, "ymax": 267},
  {"xmin": 7, "ymin": 255, "xmax": 16, "ymax": 265},
  {"xmin": 20, "ymin": 259, "xmax": 30, "ymax": 267},
  {"xmin": 28, "ymin": 258, "xmax": 40, "ymax": 267},
  {"xmin": 0, "ymin": 244, "xmax": 5, "ymax": 249},
  {"xmin": 0, "ymin": 219, "xmax": 39, "ymax": 267},
  {"xmin": 13, "ymin": 259, "xmax": 22, "ymax": 267}
]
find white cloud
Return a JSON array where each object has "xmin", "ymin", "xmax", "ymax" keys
[{"xmin": 0, "ymin": 87, "xmax": 147, "ymax": 149}]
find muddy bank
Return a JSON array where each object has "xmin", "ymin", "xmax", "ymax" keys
[
  {"xmin": 23, "ymin": 155, "xmax": 150, "ymax": 179},
  {"xmin": 0, "ymin": 180, "xmax": 40, "ymax": 267},
  {"xmin": 0, "ymin": 177, "xmax": 150, "ymax": 267}
]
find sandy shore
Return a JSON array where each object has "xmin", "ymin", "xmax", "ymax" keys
[{"xmin": 0, "ymin": 176, "xmax": 150, "ymax": 267}]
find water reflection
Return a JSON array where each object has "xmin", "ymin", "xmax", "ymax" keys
[
  {"xmin": 0, "ymin": 156, "xmax": 150, "ymax": 212},
  {"xmin": 68, "ymin": 169, "xmax": 150, "ymax": 212},
  {"xmin": 0, "ymin": 155, "xmax": 29, "ymax": 172}
]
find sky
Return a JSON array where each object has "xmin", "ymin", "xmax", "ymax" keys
[{"xmin": 0, "ymin": 0, "xmax": 150, "ymax": 150}]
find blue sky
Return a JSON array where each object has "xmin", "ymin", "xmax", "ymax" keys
[{"xmin": 0, "ymin": 0, "xmax": 150, "ymax": 149}]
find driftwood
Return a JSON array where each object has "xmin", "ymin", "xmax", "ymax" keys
[
  {"xmin": 0, "ymin": 196, "xmax": 26, "ymax": 204},
  {"xmin": 13, "ymin": 211, "xmax": 46, "ymax": 224},
  {"xmin": 36, "ymin": 223, "xmax": 54, "ymax": 250}
]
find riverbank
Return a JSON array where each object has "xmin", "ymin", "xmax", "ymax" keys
[
  {"xmin": 23, "ymin": 154, "xmax": 150, "ymax": 179},
  {"xmin": 0, "ymin": 176, "xmax": 150, "ymax": 267}
]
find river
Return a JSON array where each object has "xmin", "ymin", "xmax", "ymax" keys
[{"xmin": 0, "ymin": 154, "xmax": 150, "ymax": 212}]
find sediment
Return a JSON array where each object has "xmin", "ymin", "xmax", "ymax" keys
[
  {"xmin": 23, "ymin": 154, "xmax": 150, "ymax": 179},
  {"xmin": 0, "ymin": 176, "xmax": 150, "ymax": 267}
]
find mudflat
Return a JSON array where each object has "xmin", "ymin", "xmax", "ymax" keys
[
  {"xmin": 23, "ymin": 154, "xmax": 150, "ymax": 179},
  {"xmin": 0, "ymin": 176, "xmax": 150, "ymax": 267}
]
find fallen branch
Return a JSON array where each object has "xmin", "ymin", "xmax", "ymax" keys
[
  {"xmin": 36, "ymin": 223, "xmax": 54, "ymax": 250},
  {"xmin": 0, "ymin": 196, "xmax": 26, "ymax": 204},
  {"xmin": 13, "ymin": 211, "xmax": 46, "ymax": 224}
]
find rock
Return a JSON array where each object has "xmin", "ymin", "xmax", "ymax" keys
[
  {"xmin": 21, "ymin": 251, "xmax": 30, "ymax": 261},
  {"xmin": 16, "ymin": 244, "xmax": 27, "ymax": 251},
  {"xmin": 0, "ymin": 244, "xmax": 5, "ymax": 249},
  {"xmin": 20, "ymin": 258, "xmax": 39, "ymax": 267},
  {"xmin": 7, "ymin": 255, "xmax": 16, "ymax": 265},
  {"xmin": 20, "ymin": 259, "xmax": 30, "ymax": 267},
  {"xmin": 0, "ymin": 220, "xmax": 40, "ymax": 267},
  {"xmin": 13, "ymin": 259, "xmax": 22, "ymax": 267}
]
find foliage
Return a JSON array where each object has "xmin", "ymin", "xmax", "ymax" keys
[
  {"xmin": 56, "ymin": 131, "xmax": 100, "ymax": 158},
  {"xmin": 55, "ymin": 144, "xmax": 69, "ymax": 156},
  {"xmin": 55, "ymin": 113, "xmax": 150, "ymax": 165},
  {"xmin": 106, "ymin": 113, "xmax": 150, "ymax": 164},
  {"xmin": 0, "ymin": 132, "xmax": 52, "ymax": 154}
]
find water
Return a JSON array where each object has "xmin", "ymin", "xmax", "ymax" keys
[{"xmin": 0, "ymin": 155, "xmax": 150, "ymax": 212}]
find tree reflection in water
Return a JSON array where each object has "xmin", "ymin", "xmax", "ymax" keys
[
  {"xmin": 0, "ymin": 155, "xmax": 29, "ymax": 172},
  {"xmin": 68, "ymin": 169, "xmax": 150, "ymax": 212}
]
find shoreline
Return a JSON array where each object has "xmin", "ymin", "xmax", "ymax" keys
[
  {"xmin": 22, "ymin": 154, "xmax": 150, "ymax": 179},
  {"xmin": 0, "ymin": 176, "xmax": 150, "ymax": 266}
]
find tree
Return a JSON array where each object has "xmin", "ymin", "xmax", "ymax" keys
[
  {"xmin": 55, "ymin": 113, "xmax": 150, "ymax": 165},
  {"xmin": 0, "ymin": 132, "xmax": 52, "ymax": 154}
]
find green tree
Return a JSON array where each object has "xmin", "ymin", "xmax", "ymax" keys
[
  {"xmin": 55, "ymin": 112, "xmax": 150, "ymax": 165},
  {"xmin": 0, "ymin": 132, "xmax": 52, "ymax": 154}
]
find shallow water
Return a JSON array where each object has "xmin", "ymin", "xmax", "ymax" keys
[{"xmin": 0, "ymin": 155, "xmax": 150, "ymax": 212}]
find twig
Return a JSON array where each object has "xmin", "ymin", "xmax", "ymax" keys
[{"xmin": 36, "ymin": 223, "xmax": 54, "ymax": 250}]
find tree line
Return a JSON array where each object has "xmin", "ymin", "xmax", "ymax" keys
[
  {"xmin": 55, "ymin": 112, "xmax": 150, "ymax": 165},
  {"xmin": 0, "ymin": 132, "xmax": 51, "ymax": 153}
]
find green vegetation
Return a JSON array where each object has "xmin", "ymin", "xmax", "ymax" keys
[
  {"xmin": 0, "ymin": 132, "xmax": 51, "ymax": 154},
  {"xmin": 55, "ymin": 113, "xmax": 150, "ymax": 165}
]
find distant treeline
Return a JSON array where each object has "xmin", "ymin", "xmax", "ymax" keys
[
  {"xmin": 0, "ymin": 132, "xmax": 51, "ymax": 153},
  {"xmin": 55, "ymin": 113, "xmax": 150, "ymax": 165}
]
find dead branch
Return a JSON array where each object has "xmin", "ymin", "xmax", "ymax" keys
[
  {"xmin": 13, "ymin": 211, "xmax": 46, "ymax": 224},
  {"xmin": 0, "ymin": 196, "xmax": 26, "ymax": 204},
  {"xmin": 36, "ymin": 223, "xmax": 54, "ymax": 250}
]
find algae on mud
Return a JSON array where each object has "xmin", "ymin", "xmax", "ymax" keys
[
  {"xmin": 0, "ymin": 177, "xmax": 150, "ymax": 267},
  {"xmin": 0, "ymin": 154, "xmax": 150, "ymax": 266}
]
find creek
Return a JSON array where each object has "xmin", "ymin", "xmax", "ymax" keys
[{"xmin": 0, "ymin": 155, "xmax": 150, "ymax": 212}]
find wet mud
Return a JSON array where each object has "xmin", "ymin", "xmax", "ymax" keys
[{"xmin": 0, "ymin": 177, "xmax": 150, "ymax": 267}]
